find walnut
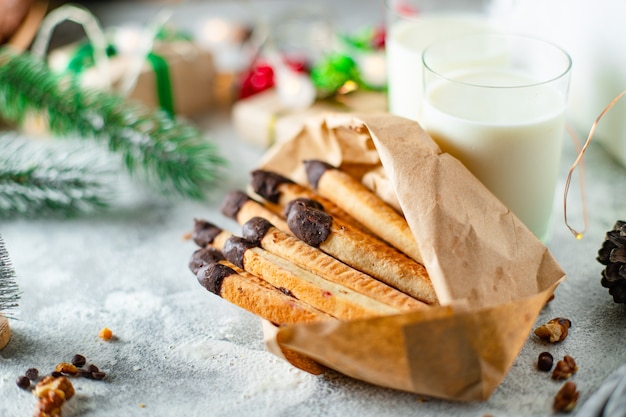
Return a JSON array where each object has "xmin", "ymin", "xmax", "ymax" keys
[
  {"xmin": 553, "ymin": 381, "xmax": 580, "ymax": 412},
  {"xmin": 35, "ymin": 389, "xmax": 65, "ymax": 414},
  {"xmin": 33, "ymin": 375, "xmax": 74, "ymax": 417},
  {"xmin": 34, "ymin": 375, "xmax": 75, "ymax": 401},
  {"xmin": 534, "ymin": 317, "xmax": 571, "ymax": 343},
  {"xmin": 552, "ymin": 355, "xmax": 578, "ymax": 380}
]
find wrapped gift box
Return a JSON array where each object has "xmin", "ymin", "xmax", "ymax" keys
[
  {"xmin": 48, "ymin": 39, "xmax": 216, "ymax": 117},
  {"xmin": 231, "ymin": 88, "xmax": 387, "ymax": 147}
]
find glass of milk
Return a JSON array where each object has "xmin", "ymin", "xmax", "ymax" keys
[
  {"xmin": 421, "ymin": 34, "xmax": 572, "ymax": 241},
  {"xmin": 385, "ymin": 0, "xmax": 507, "ymax": 121}
]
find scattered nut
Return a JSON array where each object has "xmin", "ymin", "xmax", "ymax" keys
[
  {"xmin": 552, "ymin": 355, "xmax": 578, "ymax": 380},
  {"xmin": 21, "ymin": 355, "xmax": 106, "ymax": 417},
  {"xmin": 32, "ymin": 375, "xmax": 75, "ymax": 416},
  {"xmin": 98, "ymin": 327, "xmax": 113, "ymax": 341},
  {"xmin": 34, "ymin": 375, "xmax": 75, "ymax": 401},
  {"xmin": 16, "ymin": 375, "xmax": 30, "ymax": 390},
  {"xmin": 537, "ymin": 352, "xmax": 554, "ymax": 372},
  {"xmin": 534, "ymin": 317, "xmax": 572, "ymax": 343},
  {"xmin": 71, "ymin": 354, "xmax": 86, "ymax": 368},
  {"xmin": 35, "ymin": 389, "xmax": 66, "ymax": 415},
  {"xmin": 563, "ymin": 355, "xmax": 578, "ymax": 371},
  {"xmin": 55, "ymin": 362, "xmax": 78, "ymax": 376},
  {"xmin": 553, "ymin": 381, "xmax": 580, "ymax": 412}
]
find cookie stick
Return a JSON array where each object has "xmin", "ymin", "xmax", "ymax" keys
[
  {"xmin": 192, "ymin": 219, "xmax": 233, "ymax": 250},
  {"xmin": 249, "ymin": 169, "xmax": 371, "ymax": 234},
  {"xmin": 242, "ymin": 216, "xmax": 428, "ymax": 312},
  {"xmin": 304, "ymin": 160, "xmax": 423, "ymax": 265},
  {"xmin": 220, "ymin": 191, "xmax": 290, "ymax": 234},
  {"xmin": 221, "ymin": 235, "xmax": 402, "ymax": 320},
  {"xmin": 286, "ymin": 199, "xmax": 437, "ymax": 305},
  {"xmin": 191, "ymin": 242, "xmax": 329, "ymax": 375},
  {"xmin": 190, "ymin": 246, "xmax": 334, "ymax": 325}
]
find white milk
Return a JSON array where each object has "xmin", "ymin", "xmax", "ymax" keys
[
  {"xmin": 386, "ymin": 14, "xmax": 495, "ymax": 121},
  {"xmin": 422, "ymin": 69, "xmax": 567, "ymax": 241}
]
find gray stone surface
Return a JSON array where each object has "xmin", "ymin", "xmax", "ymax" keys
[{"xmin": 1, "ymin": 2, "xmax": 625, "ymax": 416}]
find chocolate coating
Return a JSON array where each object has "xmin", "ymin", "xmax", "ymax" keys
[
  {"xmin": 241, "ymin": 217, "xmax": 273, "ymax": 244},
  {"xmin": 220, "ymin": 190, "xmax": 251, "ymax": 219},
  {"xmin": 193, "ymin": 219, "xmax": 223, "ymax": 247},
  {"xmin": 250, "ymin": 170, "xmax": 294, "ymax": 203},
  {"xmin": 197, "ymin": 263, "xmax": 236, "ymax": 295},
  {"xmin": 286, "ymin": 200, "xmax": 332, "ymax": 247},
  {"xmin": 303, "ymin": 160, "xmax": 333, "ymax": 189},
  {"xmin": 284, "ymin": 198, "xmax": 324, "ymax": 218},
  {"xmin": 188, "ymin": 247, "xmax": 225, "ymax": 274},
  {"xmin": 222, "ymin": 236, "xmax": 258, "ymax": 269}
]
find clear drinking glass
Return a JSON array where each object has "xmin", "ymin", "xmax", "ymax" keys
[
  {"xmin": 421, "ymin": 34, "xmax": 572, "ymax": 241},
  {"xmin": 385, "ymin": 0, "xmax": 503, "ymax": 121}
]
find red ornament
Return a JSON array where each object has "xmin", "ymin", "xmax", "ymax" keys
[
  {"xmin": 238, "ymin": 56, "xmax": 310, "ymax": 99},
  {"xmin": 239, "ymin": 62, "xmax": 274, "ymax": 99},
  {"xmin": 371, "ymin": 25, "xmax": 386, "ymax": 49}
]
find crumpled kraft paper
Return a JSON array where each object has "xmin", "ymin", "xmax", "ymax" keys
[{"xmin": 257, "ymin": 113, "xmax": 565, "ymax": 401}]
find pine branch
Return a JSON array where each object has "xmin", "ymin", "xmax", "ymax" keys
[
  {"xmin": 0, "ymin": 234, "xmax": 19, "ymax": 318},
  {"xmin": 0, "ymin": 47, "xmax": 226, "ymax": 200},
  {"xmin": 0, "ymin": 134, "xmax": 114, "ymax": 218}
]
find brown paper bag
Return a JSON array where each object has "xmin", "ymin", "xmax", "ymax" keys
[{"xmin": 257, "ymin": 113, "xmax": 565, "ymax": 401}]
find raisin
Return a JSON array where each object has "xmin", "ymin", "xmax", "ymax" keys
[
  {"xmin": 16, "ymin": 375, "xmax": 30, "ymax": 389},
  {"xmin": 25, "ymin": 368, "xmax": 39, "ymax": 381},
  {"xmin": 538, "ymin": 352, "xmax": 554, "ymax": 372},
  {"xmin": 71, "ymin": 354, "xmax": 86, "ymax": 367}
]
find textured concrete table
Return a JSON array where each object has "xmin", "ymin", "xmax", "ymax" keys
[{"xmin": 1, "ymin": 1, "xmax": 626, "ymax": 416}]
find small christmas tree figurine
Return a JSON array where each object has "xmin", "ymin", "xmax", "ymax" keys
[
  {"xmin": 0, "ymin": 46, "xmax": 226, "ymax": 201},
  {"xmin": 0, "ymin": 234, "xmax": 19, "ymax": 349}
]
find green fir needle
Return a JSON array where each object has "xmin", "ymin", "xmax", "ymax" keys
[
  {"xmin": 0, "ymin": 47, "xmax": 226, "ymax": 200},
  {"xmin": 0, "ymin": 134, "xmax": 114, "ymax": 218}
]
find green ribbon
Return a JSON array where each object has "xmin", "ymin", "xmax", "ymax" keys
[
  {"xmin": 146, "ymin": 52, "xmax": 174, "ymax": 116},
  {"xmin": 64, "ymin": 40, "xmax": 175, "ymax": 116}
]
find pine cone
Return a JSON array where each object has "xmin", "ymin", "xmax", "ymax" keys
[{"xmin": 597, "ymin": 220, "xmax": 626, "ymax": 304}]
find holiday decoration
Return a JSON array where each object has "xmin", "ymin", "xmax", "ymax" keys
[
  {"xmin": 0, "ymin": 47, "xmax": 225, "ymax": 200},
  {"xmin": 0, "ymin": 233, "xmax": 19, "ymax": 350},
  {"xmin": 334, "ymin": 25, "xmax": 387, "ymax": 90},
  {"xmin": 597, "ymin": 220, "xmax": 626, "ymax": 304},
  {"xmin": 237, "ymin": 19, "xmax": 387, "ymax": 107},
  {"xmin": 48, "ymin": 36, "xmax": 215, "ymax": 117},
  {"xmin": 231, "ymin": 16, "xmax": 389, "ymax": 147},
  {"xmin": 0, "ymin": 234, "xmax": 19, "ymax": 318},
  {"xmin": 310, "ymin": 54, "xmax": 360, "ymax": 96},
  {"xmin": 238, "ymin": 57, "xmax": 309, "ymax": 99},
  {"xmin": 232, "ymin": 88, "xmax": 387, "ymax": 147},
  {"xmin": 37, "ymin": 6, "xmax": 216, "ymax": 117}
]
